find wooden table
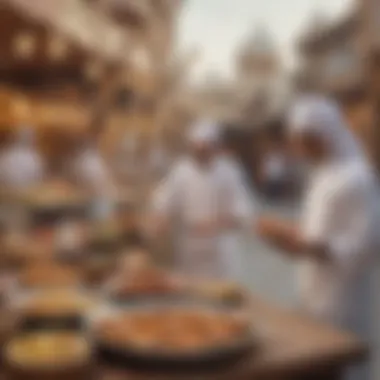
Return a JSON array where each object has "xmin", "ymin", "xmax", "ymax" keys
[
  {"xmin": 0, "ymin": 297, "xmax": 367, "ymax": 380},
  {"xmin": 95, "ymin": 296, "xmax": 367, "ymax": 380},
  {"xmin": 0, "ymin": 218, "xmax": 368, "ymax": 380}
]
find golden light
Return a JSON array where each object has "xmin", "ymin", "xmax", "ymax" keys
[
  {"xmin": 13, "ymin": 32, "xmax": 36, "ymax": 60},
  {"xmin": 48, "ymin": 34, "xmax": 69, "ymax": 61}
]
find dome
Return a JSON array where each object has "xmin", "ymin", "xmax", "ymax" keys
[
  {"xmin": 237, "ymin": 25, "xmax": 279, "ymax": 76},
  {"xmin": 239, "ymin": 25, "xmax": 276, "ymax": 60}
]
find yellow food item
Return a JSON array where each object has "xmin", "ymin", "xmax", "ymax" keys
[
  {"xmin": 6, "ymin": 332, "xmax": 90, "ymax": 368},
  {"xmin": 194, "ymin": 281, "xmax": 245, "ymax": 303},
  {"xmin": 20, "ymin": 264, "xmax": 79, "ymax": 288},
  {"xmin": 97, "ymin": 308, "xmax": 249, "ymax": 353},
  {"xmin": 23, "ymin": 182, "xmax": 82, "ymax": 206},
  {"xmin": 21, "ymin": 290, "xmax": 96, "ymax": 316}
]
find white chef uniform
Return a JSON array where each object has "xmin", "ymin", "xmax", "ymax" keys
[
  {"xmin": 0, "ymin": 127, "xmax": 44, "ymax": 190},
  {"xmin": 153, "ymin": 120, "xmax": 255, "ymax": 281},
  {"xmin": 289, "ymin": 96, "xmax": 379, "ymax": 380}
]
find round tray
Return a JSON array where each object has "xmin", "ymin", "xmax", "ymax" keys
[
  {"xmin": 4, "ymin": 333, "xmax": 93, "ymax": 380},
  {"xmin": 89, "ymin": 299, "xmax": 257, "ymax": 372},
  {"xmin": 11, "ymin": 289, "xmax": 102, "ymax": 333},
  {"xmin": 29, "ymin": 203, "xmax": 89, "ymax": 226}
]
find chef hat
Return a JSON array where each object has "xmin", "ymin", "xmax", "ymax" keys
[
  {"xmin": 187, "ymin": 119, "xmax": 220, "ymax": 145},
  {"xmin": 287, "ymin": 95, "xmax": 363, "ymax": 160},
  {"xmin": 288, "ymin": 95, "xmax": 342, "ymax": 135}
]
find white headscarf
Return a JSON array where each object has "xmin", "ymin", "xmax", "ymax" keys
[
  {"xmin": 187, "ymin": 120, "xmax": 220, "ymax": 145},
  {"xmin": 288, "ymin": 95, "xmax": 365, "ymax": 162}
]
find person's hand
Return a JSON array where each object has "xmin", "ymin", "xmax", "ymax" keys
[
  {"xmin": 255, "ymin": 216, "xmax": 286, "ymax": 239},
  {"xmin": 255, "ymin": 215, "xmax": 304, "ymax": 255}
]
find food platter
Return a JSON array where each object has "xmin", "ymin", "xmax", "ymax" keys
[
  {"xmin": 4, "ymin": 332, "xmax": 92, "ymax": 380},
  {"xmin": 17, "ymin": 183, "xmax": 90, "ymax": 224},
  {"xmin": 11, "ymin": 288, "xmax": 101, "ymax": 331},
  {"xmin": 88, "ymin": 299, "xmax": 256, "ymax": 371},
  {"xmin": 18, "ymin": 263, "xmax": 81, "ymax": 289}
]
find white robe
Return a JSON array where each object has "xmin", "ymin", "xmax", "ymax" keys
[
  {"xmin": 289, "ymin": 95, "xmax": 379, "ymax": 380},
  {"xmin": 299, "ymin": 160, "xmax": 377, "ymax": 325},
  {"xmin": 217, "ymin": 155, "xmax": 255, "ymax": 281},
  {"xmin": 68, "ymin": 147, "xmax": 116, "ymax": 197},
  {"xmin": 68, "ymin": 147, "xmax": 117, "ymax": 220},
  {"xmin": 153, "ymin": 157, "xmax": 254, "ymax": 281},
  {"xmin": 0, "ymin": 144, "xmax": 44, "ymax": 190}
]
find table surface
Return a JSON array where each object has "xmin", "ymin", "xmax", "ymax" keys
[
  {"xmin": 96, "ymin": 296, "xmax": 367, "ymax": 380},
  {"xmin": 0, "ymin": 295, "xmax": 367, "ymax": 380},
  {"xmin": 0, "ymin": 207, "xmax": 368, "ymax": 380}
]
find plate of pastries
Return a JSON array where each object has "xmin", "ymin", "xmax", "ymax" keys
[
  {"xmin": 20, "ymin": 181, "xmax": 85, "ymax": 208},
  {"xmin": 104, "ymin": 251, "xmax": 186, "ymax": 301},
  {"xmin": 18, "ymin": 263, "xmax": 80, "ymax": 289},
  {"xmin": 90, "ymin": 301, "xmax": 255, "ymax": 370},
  {"xmin": 12, "ymin": 288, "xmax": 100, "ymax": 330},
  {"xmin": 5, "ymin": 332, "xmax": 91, "ymax": 369},
  {"xmin": 4, "ymin": 332, "xmax": 92, "ymax": 380}
]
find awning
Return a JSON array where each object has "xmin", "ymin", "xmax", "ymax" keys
[
  {"xmin": 99, "ymin": 0, "xmax": 153, "ymax": 23},
  {"xmin": 2, "ymin": 0, "xmax": 134, "ymax": 62}
]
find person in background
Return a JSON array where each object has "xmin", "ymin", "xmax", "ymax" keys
[
  {"xmin": 218, "ymin": 126, "xmax": 248, "ymax": 185},
  {"xmin": 217, "ymin": 125, "xmax": 257, "ymax": 280},
  {"xmin": 151, "ymin": 120, "xmax": 255, "ymax": 281},
  {"xmin": 114, "ymin": 131, "xmax": 139, "ymax": 185},
  {"xmin": 0, "ymin": 126, "xmax": 44, "ymax": 190},
  {"xmin": 260, "ymin": 139, "xmax": 288, "ymax": 201},
  {"xmin": 256, "ymin": 96, "xmax": 379, "ymax": 380},
  {"xmin": 148, "ymin": 140, "xmax": 171, "ymax": 181},
  {"xmin": 65, "ymin": 129, "xmax": 117, "ymax": 200}
]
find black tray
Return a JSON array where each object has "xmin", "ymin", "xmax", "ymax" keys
[
  {"xmin": 29, "ymin": 204, "xmax": 89, "ymax": 226},
  {"xmin": 96, "ymin": 339, "xmax": 253, "ymax": 372},
  {"xmin": 19, "ymin": 314, "xmax": 85, "ymax": 332},
  {"xmin": 89, "ymin": 299, "xmax": 257, "ymax": 372}
]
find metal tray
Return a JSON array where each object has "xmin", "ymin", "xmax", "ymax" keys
[
  {"xmin": 88, "ymin": 299, "xmax": 257, "ymax": 372},
  {"xmin": 11, "ymin": 289, "xmax": 103, "ymax": 333}
]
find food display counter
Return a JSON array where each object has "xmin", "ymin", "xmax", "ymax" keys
[
  {"xmin": 0, "ymin": 187, "xmax": 368, "ymax": 380},
  {"xmin": 92, "ymin": 297, "xmax": 366, "ymax": 380},
  {"xmin": 0, "ymin": 254, "xmax": 367, "ymax": 380},
  {"xmin": 0, "ymin": 294, "xmax": 366, "ymax": 380}
]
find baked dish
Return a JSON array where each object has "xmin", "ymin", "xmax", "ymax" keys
[
  {"xmin": 95, "ymin": 308, "xmax": 250, "ymax": 353},
  {"xmin": 18, "ymin": 290, "xmax": 98, "ymax": 318},
  {"xmin": 5, "ymin": 332, "xmax": 90, "ymax": 368},
  {"xmin": 20, "ymin": 181, "xmax": 84, "ymax": 208},
  {"xmin": 112, "ymin": 268, "xmax": 181, "ymax": 298},
  {"xmin": 19, "ymin": 263, "xmax": 80, "ymax": 288},
  {"xmin": 190, "ymin": 281, "xmax": 246, "ymax": 305}
]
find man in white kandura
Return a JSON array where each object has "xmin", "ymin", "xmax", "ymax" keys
[
  {"xmin": 152, "ymin": 120, "xmax": 255, "ymax": 281},
  {"xmin": 0, "ymin": 126, "xmax": 44, "ymax": 190},
  {"xmin": 256, "ymin": 95, "xmax": 379, "ymax": 380},
  {"xmin": 67, "ymin": 131, "xmax": 117, "ymax": 199}
]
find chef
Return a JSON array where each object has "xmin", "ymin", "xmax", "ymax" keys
[
  {"xmin": 0, "ymin": 126, "xmax": 44, "ymax": 190},
  {"xmin": 64, "ymin": 129, "xmax": 118, "ymax": 222},
  {"xmin": 256, "ymin": 96, "xmax": 378, "ymax": 380},
  {"xmin": 66, "ymin": 130, "xmax": 117, "ymax": 198},
  {"xmin": 152, "ymin": 119, "xmax": 255, "ymax": 281}
]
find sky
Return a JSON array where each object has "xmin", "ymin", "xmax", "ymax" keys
[{"xmin": 177, "ymin": 0, "xmax": 354, "ymax": 82}]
